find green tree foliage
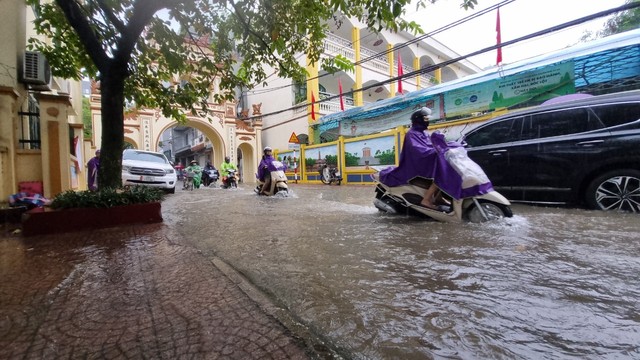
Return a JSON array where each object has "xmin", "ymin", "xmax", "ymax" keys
[
  {"xmin": 305, "ymin": 158, "xmax": 316, "ymax": 168},
  {"xmin": 345, "ymin": 152, "xmax": 360, "ymax": 166},
  {"xmin": 82, "ymin": 97, "xmax": 92, "ymax": 139},
  {"xmin": 325, "ymin": 155, "xmax": 338, "ymax": 166},
  {"xmin": 600, "ymin": 0, "xmax": 640, "ymax": 36},
  {"xmin": 26, "ymin": 0, "xmax": 477, "ymax": 189},
  {"xmin": 374, "ymin": 149, "xmax": 396, "ymax": 165},
  {"xmin": 581, "ymin": 0, "xmax": 640, "ymax": 41}
]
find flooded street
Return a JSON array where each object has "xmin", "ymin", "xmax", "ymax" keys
[{"xmin": 164, "ymin": 183, "xmax": 640, "ymax": 359}]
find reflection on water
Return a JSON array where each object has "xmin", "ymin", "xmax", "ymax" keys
[{"xmin": 165, "ymin": 184, "xmax": 640, "ymax": 359}]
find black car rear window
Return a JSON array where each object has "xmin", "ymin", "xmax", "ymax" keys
[{"xmin": 590, "ymin": 103, "xmax": 640, "ymax": 128}]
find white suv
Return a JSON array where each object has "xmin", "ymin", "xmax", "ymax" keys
[{"xmin": 122, "ymin": 149, "xmax": 177, "ymax": 193}]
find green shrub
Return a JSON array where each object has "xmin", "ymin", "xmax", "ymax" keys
[{"xmin": 51, "ymin": 186, "xmax": 165, "ymax": 210}]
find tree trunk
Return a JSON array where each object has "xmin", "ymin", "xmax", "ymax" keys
[{"xmin": 98, "ymin": 70, "xmax": 126, "ymax": 190}]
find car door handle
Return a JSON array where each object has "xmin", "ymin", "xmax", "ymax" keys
[
  {"xmin": 488, "ymin": 150, "xmax": 507, "ymax": 156},
  {"xmin": 576, "ymin": 140, "xmax": 604, "ymax": 147}
]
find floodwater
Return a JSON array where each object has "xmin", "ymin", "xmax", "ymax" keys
[{"xmin": 164, "ymin": 183, "xmax": 640, "ymax": 360}]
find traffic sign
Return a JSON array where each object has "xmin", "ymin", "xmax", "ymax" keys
[
  {"xmin": 288, "ymin": 132, "xmax": 299, "ymax": 143},
  {"xmin": 288, "ymin": 143, "xmax": 300, "ymax": 150}
]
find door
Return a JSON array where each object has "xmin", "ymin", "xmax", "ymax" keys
[{"xmin": 462, "ymin": 116, "xmax": 523, "ymax": 199}]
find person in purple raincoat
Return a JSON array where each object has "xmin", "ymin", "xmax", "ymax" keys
[
  {"xmin": 429, "ymin": 131, "xmax": 494, "ymax": 200},
  {"xmin": 257, "ymin": 146, "xmax": 287, "ymax": 195},
  {"xmin": 380, "ymin": 107, "xmax": 495, "ymax": 210},
  {"xmin": 379, "ymin": 107, "xmax": 441, "ymax": 208},
  {"xmin": 86, "ymin": 149, "xmax": 100, "ymax": 191}
]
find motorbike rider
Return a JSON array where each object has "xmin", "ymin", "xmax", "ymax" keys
[
  {"xmin": 379, "ymin": 107, "xmax": 441, "ymax": 209},
  {"xmin": 220, "ymin": 156, "xmax": 238, "ymax": 188},
  {"xmin": 185, "ymin": 160, "xmax": 203, "ymax": 189},
  {"xmin": 202, "ymin": 161, "xmax": 216, "ymax": 186},
  {"xmin": 256, "ymin": 146, "xmax": 281, "ymax": 195}
]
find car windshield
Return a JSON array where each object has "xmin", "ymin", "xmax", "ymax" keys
[{"xmin": 123, "ymin": 151, "xmax": 168, "ymax": 164}]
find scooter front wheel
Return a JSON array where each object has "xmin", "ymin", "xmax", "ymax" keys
[{"xmin": 465, "ymin": 200, "xmax": 512, "ymax": 223}]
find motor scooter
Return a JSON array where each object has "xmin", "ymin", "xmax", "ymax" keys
[
  {"xmin": 372, "ymin": 133, "xmax": 513, "ymax": 223},
  {"xmin": 202, "ymin": 168, "xmax": 219, "ymax": 187},
  {"xmin": 222, "ymin": 169, "xmax": 238, "ymax": 189},
  {"xmin": 255, "ymin": 160, "xmax": 289, "ymax": 196},
  {"xmin": 319, "ymin": 164, "xmax": 342, "ymax": 185}
]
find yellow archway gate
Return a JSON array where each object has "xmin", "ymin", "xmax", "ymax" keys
[{"xmin": 89, "ymin": 83, "xmax": 263, "ymax": 185}]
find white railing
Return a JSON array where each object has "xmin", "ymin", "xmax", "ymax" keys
[
  {"xmin": 393, "ymin": 61, "xmax": 414, "ymax": 76},
  {"xmin": 319, "ymin": 100, "xmax": 356, "ymax": 114},
  {"xmin": 360, "ymin": 47, "xmax": 389, "ymax": 73},
  {"xmin": 296, "ymin": 97, "xmax": 356, "ymax": 117},
  {"xmin": 323, "ymin": 33, "xmax": 356, "ymax": 61}
]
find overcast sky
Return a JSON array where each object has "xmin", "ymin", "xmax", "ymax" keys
[{"xmin": 405, "ymin": 0, "xmax": 628, "ymax": 69}]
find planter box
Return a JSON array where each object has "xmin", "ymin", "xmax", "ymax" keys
[{"xmin": 21, "ymin": 202, "xmax": 162, "ymax": 237}]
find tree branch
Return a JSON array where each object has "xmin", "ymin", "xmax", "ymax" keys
[
  {"xmin": 114, "ymin": 0, "xmax": 174, "ymax": 72},
  {"xmin": 95, "ymin": 0, "xmax": 126, "ymax": 34},
  {"xmin": 55, "ymin": 0, "xmax": 110, "ymax": 71},
  {"xmin": 228, "ymin": 0, "xmax": 288, "ymax": 70}
]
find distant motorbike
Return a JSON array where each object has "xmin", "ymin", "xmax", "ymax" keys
[
  {"xmin": 202, "ymin": 168, "xmax": 219, "ymax": 187},
  {"xmin": 183, "ymin": 169, "xmax": 199, "ymax": 191},
  {"xmin": 222, "ymin": 169, "xmax": 238, "ymax": 189},
  {"xmin": 372, "ymin": 133, "xmax": 513, "ymax": 223},
  {"xmin": 320, "ymin": 164, "xmax": 342, "ymax": 185},
  {"xmin": 255, "ymin": 160, "xmax": 289, "ymax": 196}
]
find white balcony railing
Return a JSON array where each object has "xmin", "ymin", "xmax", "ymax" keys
[
  {"xmin": 360, "ymin": 47, "xmax": 389, "ymax": 73},
  {"xmin": 393, "ymin": 61, "xmax": 414, "ymax": 76},
  {"xmin": 323, "ymin": 33, "xmax": 356, "ymax": 61},
  {"xmin": 296, "ymin": 95, "xmax": 357, "ymax": 118}
]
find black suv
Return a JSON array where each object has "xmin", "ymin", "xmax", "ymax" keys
[{"xmin": 459, "ymin": 90, "xmax": 640, "ymax": 212}]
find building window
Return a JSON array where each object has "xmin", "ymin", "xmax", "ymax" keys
[{"xmin": 18, "ymin": 93, "xmax": 41, "ymax": 150}]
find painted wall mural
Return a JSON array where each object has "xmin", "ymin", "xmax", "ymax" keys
[{"xmin": 344, "ymin": 136, "xmax": 395, "ymax": 170}]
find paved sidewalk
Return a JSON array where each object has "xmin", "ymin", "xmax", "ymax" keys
[{"xmin": 0, "ymin": 224, "xmax": 319, "ymax": 359}]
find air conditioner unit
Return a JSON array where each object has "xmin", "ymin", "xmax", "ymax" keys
[{"xmin": 21, "ymin": 51, "xmax": 51, "ymax": 86}]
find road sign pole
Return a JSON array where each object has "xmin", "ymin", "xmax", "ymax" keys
[{"xmin": 293, "ymin": 149, "xmax": 298, "ymax": 183}]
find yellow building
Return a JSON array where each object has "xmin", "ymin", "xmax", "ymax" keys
[{"xmin": 0, "ymin": 2, "xmax": 85, "ymax": 205}]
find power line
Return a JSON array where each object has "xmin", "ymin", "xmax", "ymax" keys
[{"xmin": 247, "ymin": 2, "xmax": 638, "ymax": 122}]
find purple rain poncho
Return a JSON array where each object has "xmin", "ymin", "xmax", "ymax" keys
[
  {"xmin": 257, "ymin": 156, "xmax": 287, "ymax": 181},
  {"xmin": 87, "ymin": 156, "xmax": 100, "ymax": 191},
  {"xmin": 379, "ymin": 126, "xmax": 494, "ymax": 200}
]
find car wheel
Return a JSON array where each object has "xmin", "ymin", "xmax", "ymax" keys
[
  {"xmin": 168, "ymin": 187, "xmax": 175, "ymax": 194},
  {"xmin": 585, "ymin": 169, "xmax": 640, "ymax": 212}
]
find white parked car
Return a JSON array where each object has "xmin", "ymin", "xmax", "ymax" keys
[{"xmin": 122, "ymin": 149, "xmax": 177, "ymax": 193}]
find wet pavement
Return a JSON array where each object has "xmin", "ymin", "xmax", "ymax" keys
[{"xmin": 0, "ymin": 222, "xmax": 322, "ymax": 359}]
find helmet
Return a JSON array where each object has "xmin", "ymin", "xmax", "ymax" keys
[
  {"xmin": 263, "ymin": 146, "xmax": 272, "ymax": 153},
  {"xmin": 190, "ymin": 160, "xmax": 197, "ymax": 165},
  {"xmin": 410, "ymin": 107, "xmax": 432, "ymax": 127}
]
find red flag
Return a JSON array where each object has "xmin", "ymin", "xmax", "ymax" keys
[
  {"xmin": 397, "ymin": 52, "xmax": 403, "ymax": 94},
  {"xmin": 496, "ymin": 7, "xmax": 503, "ymax": 65},
  {"xmin": 338, "ymin": 79, "xmax": 345, "ymax": 111},
  {"xmin": 311, "ymin": 92, "xmax": 316, "ymax": 120}
]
